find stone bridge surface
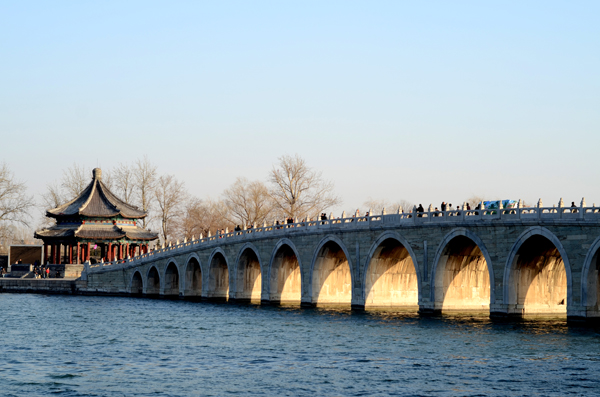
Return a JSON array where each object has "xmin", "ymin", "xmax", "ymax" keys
[{"xmin": 83, "ymin": 206, "xmax": 600, "ymax": 320}]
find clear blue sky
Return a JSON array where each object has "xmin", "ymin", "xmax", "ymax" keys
[{"xmin": 2, "ymin": 1, "xmax": 599, "ymax": 214}]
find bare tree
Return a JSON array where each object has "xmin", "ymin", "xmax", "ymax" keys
[
  {"xmin": 41, "ymin": 164, "xmax": 100, "ymax": 211},
  {"xmin": 0, "ymin": 163, "xmax": 35, "ymax": 239},
  {"xmin": 134, "ymin": 156, "xmax": 158, "ymax": 228},
  {"xmin": 154, "ymin": 174, "xmax": 187, "ymax": 242},
  {"xmin": 61, "ymin": 163, "xmax": 89, "ymax": 198},
  {"xmin": 466, "ymin": 195, "xmax": 487, "ymax": 209},
  {"xmin": 112, "ymin": 163, "xmax": 135, "ymax": 204},
  {"xmin": 269, "ymin": 154, "xmax": 341, "ymax": 220},
  {"xmin": 178, "ymin": 197, "xmax": 232, "ymax": 239},
  {"xmin": 222, "ymin": 177, "xmax": 275, "ymax": 226},
  {"xmin": 41, "ymin": 182, "xmax": 66, "ymax": 210},
  {"xmin": 363, "ymin": 197, "xmax": 414, "ymax": 214}
]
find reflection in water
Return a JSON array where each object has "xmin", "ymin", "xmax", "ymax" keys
[{"xmin": 1, "ymin": 294, "xmax": 600, "ymax": 396}]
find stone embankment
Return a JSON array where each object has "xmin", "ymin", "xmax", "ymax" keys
[{"xmin": 0, "ymin": 278, "xmax": 87, "ymax": 295}]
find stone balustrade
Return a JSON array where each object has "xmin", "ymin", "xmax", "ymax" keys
[{"xmin": 84, "ymin": 201, "xmax": 600, "ymax": 276}]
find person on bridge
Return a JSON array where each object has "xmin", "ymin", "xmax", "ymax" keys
[
  {"xmin": 441, "ymin": 202, "xmax": 447, "ymax": 212},
  {"xmin": 320, "ymin": 213, "xmax": 327, "ymax": 224},
  {"xmin": 417, "ymin": 204, "xmax": 424, "ymax": 217}
]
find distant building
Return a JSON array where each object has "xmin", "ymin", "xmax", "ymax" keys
[{"xmin": 34, "ymin": 168, "xmax": 158, "ymax": 265}]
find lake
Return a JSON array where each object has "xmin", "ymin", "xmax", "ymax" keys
[{"xmin": 1, "ymin": 294, "xmax": 600, "ymax": 396}]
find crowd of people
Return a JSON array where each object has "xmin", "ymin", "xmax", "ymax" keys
[
  {"xmin": 0, "ymin": 259, "xmax": 60, "ymax": 278},
  {"xmin": 414, "ymin": 202, "xmax": 474, "ymax": 217},
  {"xmin": 32, "ymin": 264, "xmax": 54, "ymax": 279},
  {"xmin": 186, "ymin": 201, "xmax": 592, "ymax": 238},
  {"xmin": 205, "ymin": 200, "xmax": 588, "ymax": 238}
]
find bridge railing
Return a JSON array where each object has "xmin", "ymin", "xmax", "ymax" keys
[{"xmin": 84, "ymin": 204, "xmax": 600, "ymax": 274}]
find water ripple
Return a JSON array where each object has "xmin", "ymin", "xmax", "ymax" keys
[{"xmin": 1, "ymin": 295, "xmax": 600, "ymax": 396}]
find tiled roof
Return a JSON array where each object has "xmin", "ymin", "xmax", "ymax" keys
[
  {"xmin": 34, "ymin": 222, "xmax": 158, "ymax": 242},
  {"xmin": 46, "ymin": 168, "xmax": 147, "ymax": 219},
  {"xmin": 34, "ymin": 227, "xmax": 75, "ymax": 239}
]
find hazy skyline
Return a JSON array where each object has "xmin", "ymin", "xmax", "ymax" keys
[{"xmin": 2, "ymin": 1, "xmax": 599, "ymax": 217}]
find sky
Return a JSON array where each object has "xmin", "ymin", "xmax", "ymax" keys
[{"xmin": 1, "ymin": 1, "xmax": 599, "ymax": 219}]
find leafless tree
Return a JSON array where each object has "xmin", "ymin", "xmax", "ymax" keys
[
  {"xmin": 178, "ymin": 197, "xmax": 232, "ymax": 239},
  {"xmin": 134, "ymin": 156, "xmax": 158, "ymax": 228},
  {"xmin": 41, "ymin": 182, "xmax": 66, "ymax": 211},
  {"xmin": 41, "ymin": 163, "xmax": 103, "ymax": 211},
  {"xmin": 269, "ymin": 154, "xmax": 341, "ymax": 220},
  {"xmin": 112, "ymin": 163, "xmax": 135, "ymax": 204},
  {"xmin": 466, "ymin": 195, "xmax": 487, "ymax": 209},
  {"xmin": 362, "ymin": 198, "xmax": 414, "ymax": 214},
  {"xmin": 61, "ymin": 163, "xmax": 90, "ymax": 199},
  {"xmin": 154, "ymin": 174, "xmax": 187, "ymax": 242},
  {"xmin": 0, "ymin": 163, "xmax": 35, "ymax": 240},
  {"xmin": 222, "ymin": 177, "xmax": 275, "ymax": 227}
]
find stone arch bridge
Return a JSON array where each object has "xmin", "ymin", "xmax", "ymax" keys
[{"xmin": 83, "ymin": 205, "xmax": 600, "ymax": 320}]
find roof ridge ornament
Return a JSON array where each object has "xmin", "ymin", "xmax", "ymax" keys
[{"xmin": 92, "ymin": 168, "xmax": 102, "ymax": 180}]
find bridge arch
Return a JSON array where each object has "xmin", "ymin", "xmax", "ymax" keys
[
  {"xmin": 130, "ymin": 270, "xmax": 143, "ymax": 295},
  {"xmin": 207, "ymin": 248, "xmax": 230, "ymax": 300},
  {"xmin": 431, "ymin": 228, "xmax": 494, "ymax": 312},
  {"xmin": 581, "ymin": 236, "xmax": 600, "ymax": 314},
  {"xmin": 362, "ymin": 231, "xmax": 420, "ymax": 308},
  {"xmin": 503, "ymin": 226, "xmax": 572, "ymax": 316},
  {"xmin": 163, "ymin": 260, "xmax": 181, "ymax": 296},
  {"xmin": 183, "ymin": 254, "xmax": 202, "ymax": 297},
  {"xmin": 146, "ymin": 265, "xmax": 161, "ymax": 295},
  {"xmin": 234, "ymin": 243, "xmax": 263, "ymax": 302},
  {"xmin": 268, "ymin": 238, "xmax": 302, "ymax": 305},
  {"xmin": 309, "ymin": 235, "xmax": 353, "ymax": 306}
]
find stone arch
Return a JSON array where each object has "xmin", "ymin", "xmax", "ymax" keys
[
  {"xmin": 268, "ymin": 238, "xmax": 302, "ymax": 304},
  {"xmin": 503, "ymin": 226, "xmax": 572, "ymax": 316},
  {"xmin": 362, "ymin": 231, "xmax": 420, "ymax": 308},
  {"xmin": 184, "ymin": 254, "xmax": 202, "ymax": 297},
  {"xmin": 130, "ymin": 271, "xmax": 143, "ymax": 295},
  {"xmin": 163, "ymin": 260, "xmax": 180, "ymax": 296},
  {"xmin": 430, "ymin": 228, "xmax": 494, "ymax": 312},
  {"xmin": 581, "ymin": 236, "xmax": 600, "ymax": 316},
  {"xmin": 234, "ymin": 243, "xmax": 263, "ymax": 302},
  {"xmin": 146, "ymin": 265, "xmax": 161, "ymax": 295},
  {"xmin": 309, "ymin": 235, "xmax": 353, "ymax": 306},
  {"xmin": 208, "ymin": 248, "xmax": 229, "ymax": 300}
]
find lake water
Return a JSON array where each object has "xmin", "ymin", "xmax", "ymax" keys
[{"xmin": 1, "ymin": 294, "xmax": 600, "ymax": 396}]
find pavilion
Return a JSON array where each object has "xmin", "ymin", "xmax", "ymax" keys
[{"xmin": 34, "ymin": 168, "xmax": 158, "ymax": 267}]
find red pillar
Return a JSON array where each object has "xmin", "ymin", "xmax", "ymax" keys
[
  {"xmin": 43, "ymin": 244, "xmax": 48, "ymax": 264},
  {"xmin": 126, "ymin": 243, "xmax": 130, "ymax": 258},
  {"xmin": 86, "ymin": 242, "xmax": 91, "ymax": 263},
  {"xmin": 68, "ymin": 244, "xmax": 73, "ymax": 264},
  {"xmin": 107, "ymin": 243, "xmax": 112, "ymax": 261},
  {"xmin": 76, "ymin": 242, "xmax": 80, "ymax": 264},
  {"xmin": 51, "ymin": 244, "xmax": 57, "ymax": 264}
]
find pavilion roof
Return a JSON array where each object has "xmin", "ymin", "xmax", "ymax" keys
[
  {"xmin": 34, "ymin": 223, "xmax": 158, "ymax": 242},
  {"xmin": 46, "ymin": 168, "xmax": 147, "ymax": 219}
]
